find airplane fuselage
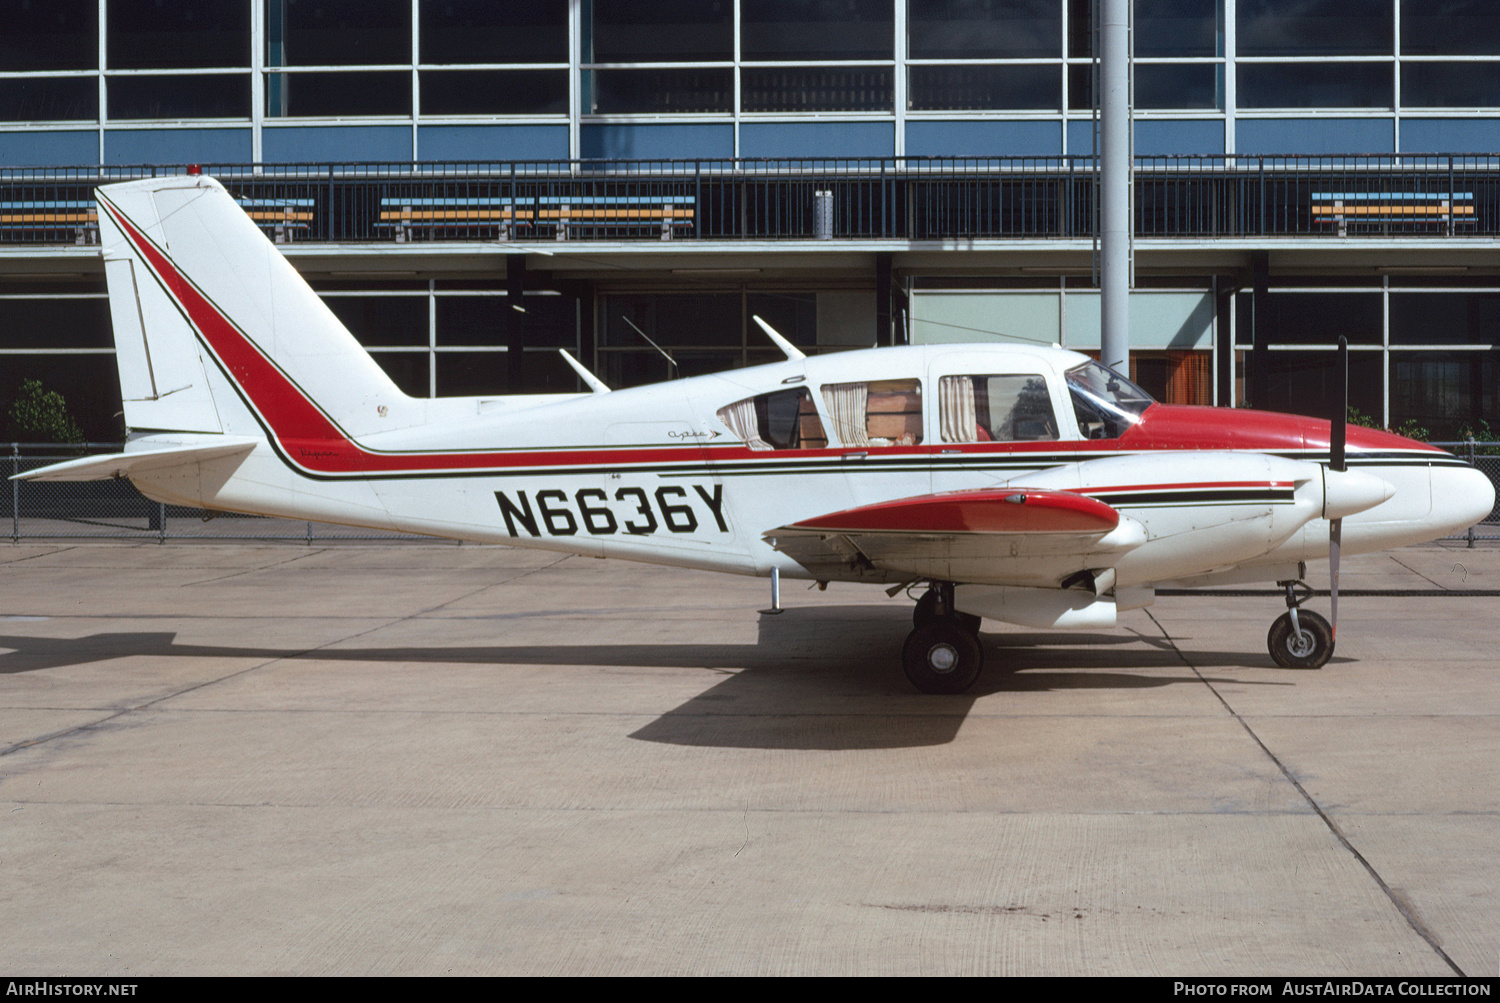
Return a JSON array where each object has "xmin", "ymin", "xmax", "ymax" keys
[
  {"xmin": 21, "ymin": 173, "xmax": 1496, "ymax": 687},
  {"xmin": 125, "ymin": 344, "xmax": 1488, "ymax": 591}
]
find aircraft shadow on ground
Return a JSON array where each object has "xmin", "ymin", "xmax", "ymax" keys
[{"xmin": 0, "ymin": 606, "xmax": 1305, "ymax": 751}]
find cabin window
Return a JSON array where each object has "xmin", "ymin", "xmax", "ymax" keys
[
  {"xmin": 939, "ymin": 374, "xmax": 1059, "ymax": 443},
  {"xmin": 717, "ymin": 387, "xmax": 828, "ymax": 451},
  {"xmin": 1065, "ymin": 361, "xmax": 1155, "ymax": 439},
  {"xmin": 820, "ymin": 378, "xmax": 924, "ymax": 447}
]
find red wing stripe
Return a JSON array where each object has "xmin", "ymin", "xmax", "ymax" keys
[{"xmin": 790, "ymin": 488, "xmax": 1120, "ymax": 534}]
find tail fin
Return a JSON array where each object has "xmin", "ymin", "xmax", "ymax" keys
[{"xmin": 97, "ymin": 175, "xmax": 413, "ymax": 440}]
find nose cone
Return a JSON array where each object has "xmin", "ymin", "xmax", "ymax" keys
[
  {"xmin": 1323, "ymin": 467, "xmax": 1395, "ymax": 520},
  {"xmin": 1434, "ymin": 464, "xmax": 1497, "ymax": 537}
]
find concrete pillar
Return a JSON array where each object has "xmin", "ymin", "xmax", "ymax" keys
[
  {"xmin": 1099, "ymin": 0, "xmax": 1131, "ymax": 376},
  {"xmin": 506, "ymin": 257, "xmax": 526, "ymax": 393},
  {"xmin": 1250, "ymin": 251, "xmax": 1270, "ymax": 408},
  {"xmin": 875, "ymin": 253, "xmax": 893, "ymax": 347}
]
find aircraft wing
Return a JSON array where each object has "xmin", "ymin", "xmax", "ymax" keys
[
  {"xmin": 767, "ymin": 487, "xmax": 1146, "ymax": 586},
  {"xmin": 11, "ymin": 438, "xmax": 259, "ymax": 482}
]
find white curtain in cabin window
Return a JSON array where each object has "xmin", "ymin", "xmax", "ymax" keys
[
  {"xmin": 939, "ymin": 375, "xmax": 978, "ymax": 443},
  {"xmin": 819, "ymin": 382, "xmax": 870, "ymax": 446},
  {"xmin": 717, "ymin": 398, "xmax": 772, "ymax": 450}
]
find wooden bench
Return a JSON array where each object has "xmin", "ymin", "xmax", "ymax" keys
[
  {"xmin": 234, "ymin": 197, "xmax": 314, "ymax": 244},
  {"xmin": 377, "ymin": 195, "xmax": 695, "ymax": 242},
  {"xmin": 1312, "ymin": 191, "xmax": 1474, "ymax": 236},
  {"xmin": 0, "ymin": 201, "xmax": 97, "ymax": 244}
]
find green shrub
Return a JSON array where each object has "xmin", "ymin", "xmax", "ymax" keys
[
  {"xmin": 1457, "ymin": 420, "xmax": 1500, "ymax": 455},
  {"xmin": 6, "ymin": 379, "xmax": 85, "ymax": 444}
]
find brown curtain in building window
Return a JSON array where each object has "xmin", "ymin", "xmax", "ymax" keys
[{"xmin": 1167, "ymin": 351, "xmax": 1212, "ymax": 406}]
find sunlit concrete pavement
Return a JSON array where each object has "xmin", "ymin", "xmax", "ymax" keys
[{"xmin": 0, "ymin": 540, "xmax": 1496, "ymax": 976}]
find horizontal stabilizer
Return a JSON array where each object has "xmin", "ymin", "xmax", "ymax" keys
[{"xmin": 12, "ymin": 438, "xmax": 259, "ymax": 482}]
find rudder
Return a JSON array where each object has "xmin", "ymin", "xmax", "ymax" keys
[{"xmin": 96, "ymin": 174, "xmax": 416, "ymax": 441}]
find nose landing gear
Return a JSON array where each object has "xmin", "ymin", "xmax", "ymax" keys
[
  {"xmin": 1268, "ymin": 579, "xmax": 1334, "ymax": 669},
  {"xmin": 904, "ymin": 582, "xmax": 984, "ymax": 694}
]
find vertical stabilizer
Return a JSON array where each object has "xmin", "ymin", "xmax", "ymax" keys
[
  {"xmin": 95, "ymin": 175, "xmax": 416, "ymax": 441},
  {"xmin": 101, "ymin": 191, "xmax": 224, "ymax": 433}
]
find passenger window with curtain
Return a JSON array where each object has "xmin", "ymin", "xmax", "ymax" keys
[
  {"xmin": 820, "ymin": 378, "xmax": 924, "ymax": 447},
  {"xmin": 717, "ymin": 387, "xmax": 828, "ymax": 451},
  {"xmin": 939, "ymin": 375, "xmax": 1058, "ymax": 443}
]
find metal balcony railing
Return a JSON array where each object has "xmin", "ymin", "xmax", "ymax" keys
[{"xmin": 2, "ymin": 154, "xmax": 1499, "ymax": 246}]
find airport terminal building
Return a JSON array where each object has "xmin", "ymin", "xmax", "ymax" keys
[{"xmin": 1, "ymin": 1, "xmax": 1498, "ymax": 442}]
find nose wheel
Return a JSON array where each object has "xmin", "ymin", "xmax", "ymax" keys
[
  {"xmin": 904, "ymin": 582, "xmax": 985, "ymax": 693},
  {"xmin": 1268, "ymin": 580, "xmax": 1334, "ymax": 669}
]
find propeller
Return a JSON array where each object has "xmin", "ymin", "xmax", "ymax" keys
[{"xmin": 1329, "ymin": 335, "xmax": 1347, "ymax": 642}]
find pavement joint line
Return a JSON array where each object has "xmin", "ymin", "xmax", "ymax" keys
[
  {"xmin": 0, "ymin": 800, "xmax": 1361, "ymax": 816},
  {"xmin": 0, "ymin": 558, "xmax": 571, "ymax": 762},
  {"xmin": 1157, "ymin": 588, "xmax": 1500, "ymax": 597},
  {"xmin": 10, "ymin": 799, "xmax": 1491, "ymax": 818},
  {"xmin": 0, "ymin": 545, "xmax": 73, "ymax": 565},
  {"xmin": 1390, "ymin": 554, "xmax": 1448, "ymax": 590},
  {"xmin": 5, "ymin": 706, "xmax": 1500, "ymax": 725},
  {"xmin": 1142, "ymin": 607, "xmax": 1467, "ymax": 977},
  {"xmin": 178, "ymin": 547, "xmax": 331, "ymax": 585}
]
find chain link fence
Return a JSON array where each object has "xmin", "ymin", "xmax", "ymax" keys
[
  {"xmin": 1434, "ymin": 441, "xmax": 1500, "ymax": 546},
  {"xmin": 6, "ymin": 441, "xmax": 1498, "ymax": 545}
]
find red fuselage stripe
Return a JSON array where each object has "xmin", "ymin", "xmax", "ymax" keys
[
  {"xmin": 104, "ymin": 196, "xmax": 1443, "ymax": 480},
  {"xmin": 105, "ymin": 197, "xmax": 715, "ymax": 476}
]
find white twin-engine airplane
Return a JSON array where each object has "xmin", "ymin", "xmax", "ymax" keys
[{"xmin": 17, "ymin": 175, "xmax": 1496, "ymax": 692}]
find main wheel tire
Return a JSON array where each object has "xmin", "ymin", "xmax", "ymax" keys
[
  {"xmin": 902, "ymin": 620, "xmax": 984, "ymax": 694},
  {"xmin": 1267, "ymin": 609, "xmax": 1334, "ymax": 669},
  {"xmin": 912, "ymin": 589, "xmax": 982, "ymax": 634}
]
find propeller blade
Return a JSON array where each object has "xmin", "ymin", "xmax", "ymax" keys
[
  {"xmin": 1329, "ymin": 335, "xmax": 1348, "ymax": 641},
  {"xmin": 1329, "ymin": 517, "xmax": 1341, "ymax": 641},
  {"xmin": 1331, "ymin": 335, "xmax": 1347, "ymax": 473}
]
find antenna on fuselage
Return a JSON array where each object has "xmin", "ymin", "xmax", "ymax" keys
[
  {"xmin": 558, "ymin": 349, "xmax": 611, "ymax": 393},
  {"xmin": 751, "ymin": 315, "xmax": 806, "ymax": 361},
  {"xmin": 620, "ymin": 316, "xmax": 678, "ymax": 376}
]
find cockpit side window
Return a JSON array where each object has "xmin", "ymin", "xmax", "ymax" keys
[
  {"xmin": 820, "ymin": 378, "xmax": 924, "ymax": 447},
  {"xmin": 939, "ymin": 374, "xmax": 1059, "ymax": 443},
  {"xmin": 1065, "ymin": 361, "xmax": 1154, "ymax": 439},
  {"xmin": 716, "ymin": 386, "xmax": 828, "ymax": 451}
]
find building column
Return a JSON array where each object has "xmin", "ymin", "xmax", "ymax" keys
[
  {"xmin": 875, "ymin": 253, "xmax": 893, "ymax": 347},
  {"xmin": 506, "ymin": 257, "xmax": 526, "ymax": 393},
  {"xmin": 1215, "ymin": 275, "xmax": 1233, "ymax": 406},
  {"xmin": 1250, "ymin": 251, "xmax": 1270, "ymax": 408}
]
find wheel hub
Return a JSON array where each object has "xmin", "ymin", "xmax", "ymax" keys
[
  {"xmin": 927, "ymin": 642, "xmax": 959, "ymax": 673},
  {"xmin": 1286, "ymin": 629, "xmax": 1315, "ymax": 659}
]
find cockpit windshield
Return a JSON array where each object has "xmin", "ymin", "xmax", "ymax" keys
[{"xmin": 1065, "ymin": 361, "xmax": 1155, "ymax": 439}]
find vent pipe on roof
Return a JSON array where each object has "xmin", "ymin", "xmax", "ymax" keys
[{"xmin": 1099, "ymin": 0, "xmax": 1131, "ymax": 376}]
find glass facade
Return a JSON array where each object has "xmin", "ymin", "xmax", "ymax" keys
[
  {"xmin": 1233, "ymin": 283, "xmax": 1500, "ymax": 438},
  {"xmin": 0, "ymin": 2, "xmax": 1495, "ymax": 162},
  {"xmin": 0, "ymin": 281, "xmax": 588, "ymax": 438},
  {"xmin": 0, "ymin": 2, "xmax": 1496, "ymax": 431}
]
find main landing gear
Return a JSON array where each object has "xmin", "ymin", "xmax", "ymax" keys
[
  {"xmin": 1267, "ymin": 579, "xmax": 1335, "ymax": 669},
  {"xmin": 904, "ymin": 582, "xmax": 984, "ymax": 694}
]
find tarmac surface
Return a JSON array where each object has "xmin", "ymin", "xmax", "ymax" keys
[{"xmin": 0, "ymin": 539, "xmax": 1496, "ymax": 976}]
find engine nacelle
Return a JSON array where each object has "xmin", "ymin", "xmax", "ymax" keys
[{"xmin": 1012, "ymin": 451, "xmax": 1335, "ymax": 586}]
